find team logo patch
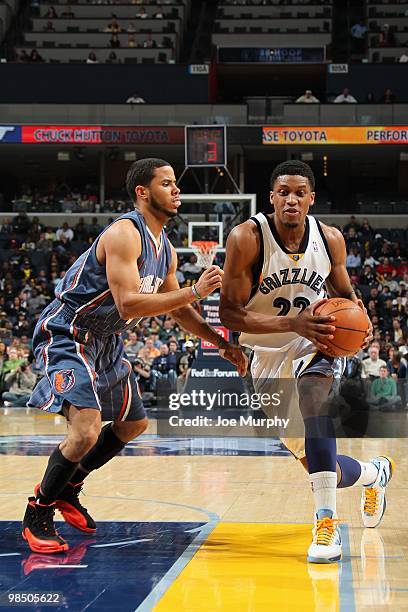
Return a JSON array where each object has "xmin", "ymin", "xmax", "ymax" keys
[{"xmin": 54, "ymin": 369, "xmax": 75, "ymax": 394}]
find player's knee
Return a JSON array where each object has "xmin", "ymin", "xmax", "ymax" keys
[
  {"xmin": 72, "ymin": 428, "xmax": 100, "ymax": 454},
  {"xmin": 113, "ymin": 417, "xmax": 148, "ymax": 442}
]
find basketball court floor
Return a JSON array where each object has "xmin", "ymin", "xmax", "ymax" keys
[{"xmin": 1, "ymin": 407, "xmax": 407, "ymax": 611}]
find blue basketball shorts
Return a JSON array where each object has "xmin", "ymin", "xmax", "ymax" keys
[{"xmin": 28, "ymin": 300, "xmax": 146, "ymax": 422}]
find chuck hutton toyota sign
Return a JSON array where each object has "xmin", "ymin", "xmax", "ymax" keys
[
  {"xmin": 0, "ymin": 125, "xmax": 184, "ymax": 144},
  {"xmin": 21, "ymin": 126, "xmax": 184, "ymax": 144}
]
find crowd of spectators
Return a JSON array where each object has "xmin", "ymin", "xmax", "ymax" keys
[
  {"xmin": 0, "ymin": 211, "xmax": 406, "ymax": 410},
  {"xmin": 339, "ymin": 215, "xmax": 408, "ymax": 410},
  {"xmin": 295, "ymin": 87, "xmax": 398, "ymax": 104}
]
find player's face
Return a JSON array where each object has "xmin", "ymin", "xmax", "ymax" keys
[
  {"xmin": 144, "ymin": 166, "xmax": 181, "ymax": 219},
  {"xmin": 270, "ymin": 175, "xmax": 315, "ymax": 228}
]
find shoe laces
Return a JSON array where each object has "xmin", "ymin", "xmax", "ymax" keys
[
  {"xmin": 364, "ymin": 488, "xmax": 378, "ymax": 515},
  {"xmin": 65, "ymin": 485, "xmax": 88, "ymax": 511},
  {"xmin": 314, "ymin": 517, "xmax": 340, "ymax": 546},
  {"xmin": 34, "ymin": 504, "xmax": 57, "ymax": 535}
]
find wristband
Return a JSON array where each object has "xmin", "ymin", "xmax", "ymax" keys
[{"xmin": 191, "ymin": 284, "xmax": 202, "ymax": 300}]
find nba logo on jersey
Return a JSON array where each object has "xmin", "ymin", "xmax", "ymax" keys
[
  {"xmin": 313, "ymin": 241, "xmax": 319, "ymax": 252},
  {"xmin": 54, "ymin": 369, "xmax": 75, "ymax": 393}
]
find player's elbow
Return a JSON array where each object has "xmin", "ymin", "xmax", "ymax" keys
[
  {"xmin": 116, "ymin": 294, "xmax": 136, "ymax": 320},
  {"xmin": 219, "ymin": 303, "xmax": 240, "ymax": 331}
]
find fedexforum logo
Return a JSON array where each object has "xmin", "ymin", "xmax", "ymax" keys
[
  {"xmin": 0, "ymin": 127, "xmax": 14, "ymax": 141},
  {"xmin": 190, "ymin": 368, "xmax": 239, "ymax": 378}
]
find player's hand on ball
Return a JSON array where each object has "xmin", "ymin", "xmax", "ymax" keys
[
  {"xmin": 219, "ymin": 343, "xmax": 248, "ymax": 377},
  {"xmin": 291, "ymin": 298, "xmax": 336, "ymax": 353},
  {"xmin": 195, "ymin": 265, "xmax": 224, "ymax": 298},
  {"xmin": 357, "ymin": 298, "xmax": 373, "ymax": 348}
]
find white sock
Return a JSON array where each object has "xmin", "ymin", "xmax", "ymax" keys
[
  {"xmin": 310, "ymin": 471, "xmax": 337, "ymax": 516},
  {"xmin": 354, "ymin": 461, "xmax": 380, "ymax": 487}
]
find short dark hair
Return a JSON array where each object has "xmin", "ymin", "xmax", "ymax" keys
[
  {"xmin": 270, "ymin": 160, "xmax": 315, "ymax": 191},
  {"xmin": 126, "ymin": 158, "xmax": 171, "ymax": 201}
]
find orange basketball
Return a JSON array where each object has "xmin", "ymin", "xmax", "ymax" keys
[{"xmin": 314, "ymin": 298, "xmax": 370, "ymax": 358}]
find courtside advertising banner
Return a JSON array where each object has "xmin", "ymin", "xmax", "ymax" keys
[
  {"xmin": 20, "ymin": 125, "xmax": 184, "ymax": 144},
  {"xmin": 262, "ymin": 125, "xmax": 408, "ymax": 145}
]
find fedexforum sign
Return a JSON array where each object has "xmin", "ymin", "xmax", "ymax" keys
[{"xmin": 262, "ymin": 126, "xmax": 408, "ymax": 145}]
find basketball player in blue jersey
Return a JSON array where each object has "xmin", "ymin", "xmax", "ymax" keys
[
  {"xmin": 22, "ymin": 158, "xmax": 247, "ymax": 554},
  {"xmin": 220, "ymin": 160, "xmax": 394, "ymax": 564}
]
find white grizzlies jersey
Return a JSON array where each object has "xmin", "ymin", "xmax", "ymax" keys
[{"xmin": 239, "ymin": 212, "xmax": 332, "ymax": 349}]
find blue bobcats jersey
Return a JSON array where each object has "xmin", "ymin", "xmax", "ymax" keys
[{"xmin": 53, "ymin": 210, "xmax": 172, "ymax": 337}]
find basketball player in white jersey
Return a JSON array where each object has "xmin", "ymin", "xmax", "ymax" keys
[{"xmin": 220, "ymin": 160, "xmax": 394, "ymax": 564}]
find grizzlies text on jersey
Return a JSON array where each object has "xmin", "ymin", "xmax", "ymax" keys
[{"xmin": 239, "ymin": 212, "xmax": 332, "ymax": 349}]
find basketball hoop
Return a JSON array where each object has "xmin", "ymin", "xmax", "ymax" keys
[{"xmin": 191, "ymin": 241, "xmax": 219, "ymax": 269}]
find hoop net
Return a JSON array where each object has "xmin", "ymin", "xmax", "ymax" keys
[{"xmin": 191, "ymin": 241, "xmax": 219, "ymax": 269}]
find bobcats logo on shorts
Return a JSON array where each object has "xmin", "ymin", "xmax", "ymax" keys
[{"xmin": 54, "ymin": 369, "xmax": 75, "ymax": 393}]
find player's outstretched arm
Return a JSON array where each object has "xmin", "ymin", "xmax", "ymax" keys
[
  {"xmin": 160, "ymin": 246, "xmax": 248, "ymax": 376},
  {"xmin": 101, "ymin": 220, "xmax": 222, "ymax": 319}
]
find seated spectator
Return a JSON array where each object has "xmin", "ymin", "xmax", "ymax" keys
[
  {"xmin": 360, "ymin": 218, "xmax": 373, "ymax": 239},
  {"xmin": 126, "ymin": 93, "xmax": 146, "ymax": 103},
  {"xmin": 109, "ymin": 33, "xmax": 121, "ymax": 48},
  {"xmin": 61, "ymin": 5, "xmax": 75, "ymax": 18},
  {"xmin": 140, "ymin": 337, "xmax": 160, "ymax": 361},
  {"xmin": 180, "ymin": 254, "xmax": 201, "ymax": 279},
  {"xmin": 56, "ymin": 222, "xmax": 74, "ymax": 243},
  {"xmin": 380, "ymin": 88, "xmax": 396, "ymax": 104},
  {"xmin": 29, "ymin": 49, "xmax": 44, "ymax": 63},
  {"xmin": 365, "ymin": 93, "xmax": 375, "ymax": 103},
  {"xmin": 160, "ymin": 318, "xmax": 178, "ymax": 343},
  {"xmin": 127, "ymin": 23, "xmax": 137, "ymax": 33},
  {"xmin": 128, "ymin": 34, "xmax": 136, "ymax": 48},
  {"xmin": 86, "ymin": 52, "xmax": 99, "ymax": 64},
  {"xmin": 43, "ymin": 21, "xmax": 55, "ymax": 32},
  {"xmin": 88, "ymin": 217, "xmax": 102, "ymax": 238},
  {"xmin": 16, "ymin": 50, "xmax": 30, "ymax": 63},
  {"xmin": 150, "ymin": 343, "xmax": 177, "ymax": 391},
  {"xmin": 367, "ymin": 365, "xmax": 402, "ymax": 411},
  {"xmin": 399, "ymin": 48, "xmax": 408, "ymax": 63},
  {"xmin": 333, "ymin": 88, "xmax": 357, "ymax": 103},
  {"xmin": 136, "ymin": 6, "xmax": 148, "ymax": 18},
  {"xmin": 343, "ymin": 215, "xmax": 360, "ymax": 235},
  {"xmin": 107, "ymin": 51, "xmax": 121, "ymax": 63},
  {"xmin": 360, "ymin": 266, "xmax": 376, "ymax": 287},
  {"xmin": 361, "ymin": 344, "xmax": 387, "ymax": 379},
  {"xmin": 295, "ymin": 90, "xmax": 319, "ymax": 104},
  {"xmin": 124, "ymin": 331, "xmax": 144, "ymax": 362},
  {"xmin": 387, "ymin": 350, "xmax": 407, "ymax": 380},
  {"xmin": 174, "ymin": 338, "xmax": 197, "ymax": 393},
  {"xmin": 104, "ymin": 18, "xmax": 122, "ymax": 33},
  {"xmin": 346, "ymin": 246, "xmax": 361, "ymax": 270},
  {"xmin": 133, "ymin": 354, "xmax": 151, "ymax": 393},
  {"xmin": 2, "ymin": 361, "xmax": 37, "ymax": 407},
  {"xmin": 154, "ymin": 10, "xmax": 164, "ymax": 18},
  {"xmin": 143, "ymin": 37, "xmax": 157, "ymax": 49},
  {"xmin": 2, "ymin": 347, "xmax": 25, "ymax": 376},
  {"xmin": 44, "ymin": 6, "xmax": 58, "ymax": 18}
]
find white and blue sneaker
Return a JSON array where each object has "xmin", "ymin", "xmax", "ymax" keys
[
  {"xmin": 307, "ymin": 509, "xmax": 342, "ymax": 564},
  {"xmin": 361, "ymin": 456, "xmax": 395, "ymax": 528}
]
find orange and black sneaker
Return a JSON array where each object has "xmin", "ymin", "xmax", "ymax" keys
[
  {"xmin": 56, "ymin": 483, "xmax": 96, "ymax": 533},
  {"xmin": 22, "ymin": 497, "xmax": 68, "ymax": 554}
]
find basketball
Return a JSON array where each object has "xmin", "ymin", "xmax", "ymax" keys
[{"xmin": 314, "ymin": 298, "xmax": 370, "ymax": 358}]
